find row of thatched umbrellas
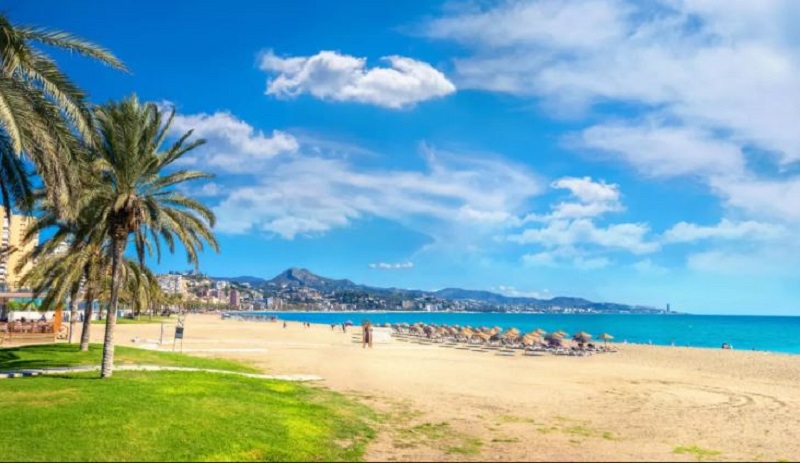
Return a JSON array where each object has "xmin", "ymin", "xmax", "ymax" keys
[{"xmin": 387, "ymin": 322, "xmax": 615, "ymax": 346}]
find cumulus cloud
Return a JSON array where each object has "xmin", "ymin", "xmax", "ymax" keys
[
  {"xmin": 370, "ymin": 262, "xmax": 414, "ymax": 270},
  {"xmin": 546, "ymin": 176, "xmax": 622, "ymax": 219},
  {"xmin": 260, "ymin": 50, "xmax": 456, "ymax": 108},
  {"xmin": 509, "ymin": 176, "xmax": 651, "ymax": 267},
  {"xmin": 170, "ymin": 110, "xmax": 298, "ymax": 172},
  {"xmin": 509, "ymin": 219, "xmax": 657, "ymax": 254}
]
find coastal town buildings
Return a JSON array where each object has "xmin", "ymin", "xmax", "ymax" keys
[{"xmin": 157, "ymin": 274, "xmax": 187, "ymax": 295}]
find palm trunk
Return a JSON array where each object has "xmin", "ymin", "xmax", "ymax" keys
[
  {"xmin": 79, "ymin": 285, "xmax": 94, "ymax": 351},
  {"xmin": 67, "ymin": 288, "xmax": 79, "ymax": 344},
  {"xmin": 100, "ymin": 237, "xmax": 126, "ymax": 378}
]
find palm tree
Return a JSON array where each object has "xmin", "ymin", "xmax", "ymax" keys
[
  {"xmin": 18, "ymin": 185, "xmax": 108, "ymax": 351},
  {"xmin": 77, "ymin": 95, "xmax": 218, "ymax": 378},
  {"xmin": 0, "ymin": 14, "xmax": 126, "ymax": 217}
]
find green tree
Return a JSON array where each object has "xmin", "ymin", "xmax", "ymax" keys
[
  {"xmin": 0, "ymin": 14, "xmax": 126, "ymax": 216},
  {"xmin": 78, "ymin": 96, "xmax": 218, "ymax": 378}
]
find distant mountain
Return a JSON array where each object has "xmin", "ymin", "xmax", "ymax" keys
[
  {"xmin": 267, "ymin": 267, "xmax": 359, "ymax": 291},
  {"xmin": 211, "ymin": 267, "xmax": 661, "ymax": 312}
]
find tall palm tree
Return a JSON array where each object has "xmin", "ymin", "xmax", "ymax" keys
[
  {"xmin": 0, "ymin": 14, "xmax": 126, "ymax": 217},
  {"xmin": 78, "ymin": 95, "xmax": 218, "ymax": 378}
]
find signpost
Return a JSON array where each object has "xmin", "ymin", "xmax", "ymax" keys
[{"xmin": 172, "ymin": 317, "xmax": 185, "ymax": 352}]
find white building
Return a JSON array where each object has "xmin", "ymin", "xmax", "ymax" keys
[{"xmin": 158, "ymin": 274, "xmax": 186, "ymax": 295}]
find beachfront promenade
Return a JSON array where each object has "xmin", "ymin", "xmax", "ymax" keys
[{"xmin": 91, "ymin": 313, "xmax": 800, "ymax": 461}]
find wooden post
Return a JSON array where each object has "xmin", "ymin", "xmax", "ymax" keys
[{"xmin": 54, "ymin": 304, "xmax": 63, "ymax": 342}]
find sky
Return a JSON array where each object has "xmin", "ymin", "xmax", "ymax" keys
[{"xmin": 10, "ymin": 0, "xmax": 800, "ymax": 314}]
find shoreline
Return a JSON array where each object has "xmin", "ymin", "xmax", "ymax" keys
[{"xmin": 220, "ymin": 310, "xmax": 800, "ymax": 355}]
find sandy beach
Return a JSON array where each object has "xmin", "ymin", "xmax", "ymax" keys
[{"xmin": 93, "ymin": 314, "xmax": 800, "ymax": 461}]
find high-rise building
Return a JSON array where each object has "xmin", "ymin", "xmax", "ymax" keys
[
  {"xmin": 230, "ymin": 289, "xmax": 239, "ymax": 308},
  {"xmin": 0, "ymin": 209, "xmax": 38, "ymax": 290}
]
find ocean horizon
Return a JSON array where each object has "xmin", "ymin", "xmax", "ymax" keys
[{"xmin": 232, "ymin": 311, "xmax": 800, "ymax": 355}]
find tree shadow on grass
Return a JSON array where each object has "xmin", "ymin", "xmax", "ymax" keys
[{"xmin": 0, "ymin": 344, "xmax": 95, "ymax": 371}]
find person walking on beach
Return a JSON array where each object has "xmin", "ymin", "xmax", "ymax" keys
[{"xmin": 362, "ymin": 320, "xmax": 373, "ymax": 349}]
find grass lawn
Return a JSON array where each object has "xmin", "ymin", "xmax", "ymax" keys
[
  {"xmin": 0, "ymin": 345, "xmax": 377, "ymax": 462},
  {"xmin": 0, "ymin": 343, "xmax": 260, "ymax": 373}
]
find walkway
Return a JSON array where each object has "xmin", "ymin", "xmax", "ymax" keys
[{"xmin": 0, "ymin": 365, "xmax": 323, "ymax": 381}]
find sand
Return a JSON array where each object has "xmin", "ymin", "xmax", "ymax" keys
[{"xmin": 94, "ymin": 314, "xmax": 800, "ymax": 462}]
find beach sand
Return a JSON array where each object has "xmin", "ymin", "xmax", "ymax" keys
[{"xmin": 95, "ymin": 314, "xmax": 800, "ymax": 461}]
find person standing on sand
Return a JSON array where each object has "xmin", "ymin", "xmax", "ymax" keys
[{"xmin": 362, "ymin": 320, "xmax": 373, "ymax": 349}]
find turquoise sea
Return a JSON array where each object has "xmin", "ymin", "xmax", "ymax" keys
[{"xmin": 239, "ymin": 312, "xmax": 800, "ymax": 354}]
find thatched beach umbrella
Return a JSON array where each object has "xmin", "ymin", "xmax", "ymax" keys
[
  {"xmin": 597, "ymin": 333, "xmax": 614, "ymax": 346},
  {"xmin": 533, "ymin": 328, "xmax": 547, "ymax": 336},
  {"xmin": 572, "ymin": 331, "xmax": 592, "ymax": 342},
  {"xmin": 553, "ymin": 329, "xmax": 568, "ymax": 338},
  {"xmin": 521, "ymin": 332, "xmax": 542, "ymax": 346},
  {"xmin": 503, "ymin": 327, "xmax": 520, "ymax": 340},
  {"xmin": 544, "ymin": 332, "xmax": 564, "ymax": 347}
]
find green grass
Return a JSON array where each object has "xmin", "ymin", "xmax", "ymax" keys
[
  {"xmin": 673, "ymin": 445, "xmax": 723, "ymax": 460},
  {"xmin": 92, "ymin": 316, "xmax": 176, "ymax": 325},
  {"xmin": 0, "ymin": 370, "xmax": 376, "ymax": 461},
  {"xmin": 446, "ymin": 438, "xmax": 483, "ymax": 456},
  {"xmin": 0, "ymin": 343, "xmax": 260, "ymax": 373},
  {"xmin": 490, "ymin": 437, "xmax": 520, "ymax": 443}
]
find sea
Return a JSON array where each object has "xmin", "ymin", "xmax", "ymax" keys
[{"xmin": 235, "ymin": 311, "xmax": 800, "ymax": 355}]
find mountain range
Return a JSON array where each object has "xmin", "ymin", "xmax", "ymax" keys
[{"xmin": 213, "ymin": 268, "xmax": 662, "ymax": 312}]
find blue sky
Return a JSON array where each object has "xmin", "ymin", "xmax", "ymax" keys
[{"xmin": 12, "ymin": 0, "xmax": 800, "ymax": 314}]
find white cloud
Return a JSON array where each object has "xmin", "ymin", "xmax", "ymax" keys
[
  {"xmin": 709, "ymin": 176, "xmax": 800, "ymax": 224},
  {"xmin": 425, "ymin": 0, "xmax": 800, "ymax": 162},
  {"xmin": 686, "ymin": 247, "xmax": 798, "ymax": 277},
  {"xmin": 212, "ymin": 148, "xmax": 541, "ymax": 239},
  {"xmin": 577, "ymin": 121, "xmax": 747, "ymax": 178},
  {"xmin": 170, "ymin": 110, "xmax": 298, "ymax": 172},
  {"xmin": 551, "ymin": 176, "xmax": 619, "ymax": 203},
  {"xmin": 509, "ymin": 219, "xmax": 657, "ymax": 254},
  {"xmin": 425, "ymin": 0, "xmax": 630, "ymax": 50},
  {"xmin": 260, "ymin": 50, "xmax": 456, "ymax": 108},
  {"xmin": 510, "ymin": 176, "xmax": 653, "ymax": 269},
  {"xmin": 424, "ymin": 0, "xmax": 800, "ymax": 219},
  {"xmin": 546, "ymin": 176, "xmax": 622, "ymax": 219},
  {"xmin": 370, "ymin": 262, "xmax": 414, "ymax": 270},
  {"xmin": 168, "ymin": 108, "xmax": 544, "ymax": 240},
  {"xmin": 521, "ymin": 249, "xmax": 611, "ymax": 270},
  {"xmin": 662, "ymin": 219, "xmax": 786, "ymax": 243}
]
